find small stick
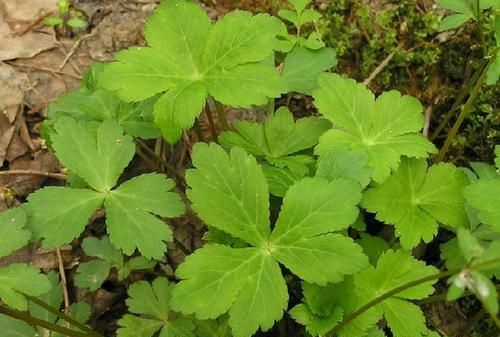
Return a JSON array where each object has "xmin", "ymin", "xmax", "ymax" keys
[
  {"xmin": 0, "ymin": 170, "xmax": 66, "ymax": 180},
  {"xmin": 55, "ymin": 248, "xmax": 70, "ymax": 313},
  {"xmin": 59, "ymin": 32, "xmax": 95, "ymax": 70},
  {"xmin": 14, "ymin": 11, "xmax": 55, "ymax": 36},
  {"xmin": 363, "ymin": 46, "xmax": 401, "ymax": 86},
  {"xmin": 204, "ymin": 105, "xmax": 218, "ymax": 142}
]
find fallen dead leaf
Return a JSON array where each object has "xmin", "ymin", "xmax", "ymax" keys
[{"xmin": 0, "ymin": 0, "xmax": 58, "ymax": 61}]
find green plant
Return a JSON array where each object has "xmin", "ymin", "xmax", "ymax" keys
[
  {"xmin": 44, "ymin": 0, "xmax": 88, "ymax": 31},
  {"xmin": 0, "ymin": 1, "xmax": 499, "ymax": 337}
]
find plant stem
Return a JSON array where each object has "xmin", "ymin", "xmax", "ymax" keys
[
  {"xmin": 0, "ymin": 170, "xmax": 66, "ymax": 180},
  {"xmin": 429, "ymin": 58, "xmax": 488, "ymax": 141},
  {"xmin": 213, "ymin": 100, "xmax": 229, "ymax": 130},
  {"xmin": 433, "ymin": 54, "xmax": 495, "ymax": 163},
  {"xmin": 26, "ymin": 296, "xmax": 102, "ymax": 337},
  {"xmin": 134, "ymin": 139, "xmax": 186, "ymax": 186},
  {"xmin": 0, "ymin": 304, "xmax": 92, "ymax": 337},
  {"xmin": 204, "ymin": 105, "xmax": 218, "ymax": 142},
  {"xmin": 325, "ymin": 257, "xmax": 500, "ymax": 337}
]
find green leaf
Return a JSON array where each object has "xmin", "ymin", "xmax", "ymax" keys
[
  {"xmin": 220, "ymin": 106, "xmax": 330, "ymax": 159},
  {"xmin": 290, "ymin": 0, "xmax": 310, "ymax": 13},
  {"xmin": 75, "ymin": 260, "xmax": 111, "ymax": 291},
  {"xmin": 0, "ymin": 315, "xmax": 35, "ymax": 336},
  {"xmin": 457, "ymin": 228, "xmax": 484, "ymax": 262},
  {"xmin": 438, "ymin": 14, "xmax": 471, "ymax": 32},
  {"xmin": 0, "ymin": 207, "xmax": 30, "ymax": 259},
  {"xmin": 269, "ymin": 177, "xmax": 368, "ymax": 285},
  {"xmin": 105, "ymin": 173, "xmax": 185, "ymax": 259},
  {"xmin": 27, "ymin": 187, "xmax": 105, "ymax": 248},
  {"xmin": 186, "ymin": 143, "xmax": 270, "ymax": 247},
  {"xmin": 52, "ymin": 118, "xmax": 135, "ymax": 192},
  {"xmin": 314, "ymin": 74, "xmax": 436, "ymax": 183},
  {"xmin": 82, "ymin": 236, "xmax": 123, "ymax": 266},
  {"xmin": 0, "ymin": 264, "xmax": 51, "ymax": 310},
  {"xmin": 117, "ymin": 277, "xmax": 195, "ymax": 337},
  {"xmin": 172, "ymin": 143, "xmax": 367, "ymax": 337},
  {"xmin": 278, "ymin": 9, "xmax": 299, "ymax": 27},
  {"xmin": 436, "ymin": 0, "xmax": 476, "ymax": 15},
  {"xmin": 281, "ymin": 47, "xmax": 337, "ymax": 94},
  {"xmin": 362, "ymin": 158, "xmax": 469, "ymax": 249},
  {"xmin": 43, "ymin": 16, "xmax": 63, "ymax": 26},
  {"xmin": 48, "ymin": 88, "xmax": 160, "ymax": 139},
  {"xmin": 357, "ymin": 233, "xmax": 389, "ymax": 265},
  {"xmin": 289, "ymin": 303, "xmax": 343, "ymax": 336},
  {"xmin": 291, "ymin": 278, "xmax": 380, "ymax": 337},
  {"xmin": 29, "ymin": 271, "xmax": 63, "ymax": 336},
  {"xmin": 195, "ymin": 317, "xmax": 232, "ymax": 337},
  {"xmin": 262, "ymin": 164, "xmax": 304, "ymax": 197},
  {"xmin": 101, "ymin": 1, "xmax": 287, "ymax": 143},
  {"xmin": 28, "ymin": 120, "xmax": 184, "ymax": 256},
  {"xmin": 464, "ymin": 179, "xmax": 500, "ymax": 229},
  {"xmin": 52, "ymin": 302, "xmax": 92, "ymax": 337},
  {"xmin": 300, "ymin": 9, "xmax": 322, "ymax": 25},
  {"xmin": 67, "ymin": 18, "xmax": 88, "ymax": 28},
  {"xmin": 352, "ymin": 250, "xmax": 439, "ymax": 337},
  {"xmin": 486, "ymin": 50, "xmax": 500, "ymax": 85},
  {"xmin": 316, "ymin": 147, "xmax": 372, "ymax": 188}
]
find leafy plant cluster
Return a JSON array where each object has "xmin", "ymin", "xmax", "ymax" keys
[{"xmin": 0, "ymin": 1, "xmax": 499, "ymax": 337}]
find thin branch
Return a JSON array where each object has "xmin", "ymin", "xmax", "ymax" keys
[
  {"xmin": 0, "ymin": 170, "xmax": 66, "ymax": 180},
  {"xmin": 26, "ymin": 296, "xmax": 102, "ymax": 337},
  {"xmin": 429, "ymin": 58, "xmax": 488, "ymax": 141},
  {"xmin": 363, "ymin": 46, "xmax": 401, "ymax": 86},
  {"xmin": 55, "ymin": 249, "xmax": 70, "ymax": 313},
  {"xmin": 433, "ymin": 51, "xmax": 496, "ymax": 162},
  {"xmin": 325, "ymin": 257, "xmax": 500, "ymax": 337},
  {"xmin": 0, "ymin": 305, "xmax": 91, "ymax": 337},
  {"xmin": 134, "ymin": 139, "xmax": 186, "ymax": 186}
]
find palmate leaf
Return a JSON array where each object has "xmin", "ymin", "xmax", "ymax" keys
[
  {"xmin": 27, "ymin": 118, "xmax": 185, "ymax": 259},
  {"xmin": 76, "ymin": 236, "xmax": 156, "ymax": 290},
  {"xmin": 281, "ymin": 47, "xmax": 337, "ymax": 94},
  {"xmin": 314, "ymin": 74, "xmax": 436, "ymax": 183},
  {"xmin": 171, "ymin": 143, "xmax": 368, "ymax": 337},
  {"xmin": 0, "ymin": 207, "xmax": 30, "ymax": 258},
  {"xmin": 117, "ymin": 277, "xmax": 195, "ymax": 337},
  {"xmin": 465, "ymin": 179, "xmax": 500, "ymax": 230},
  {"xmin": 362, "ymin": 158, "xmax": 469, "ymax": 249},
  {"xmin": 220, "ymin": 106, "xmax": 330, "ymax": 195},
  {"xmin": 293, "ymin": 250, "xmax": 438, "ymax": 337},
  {"xmin": 100, "ymin": 0, "xmax": 287, "ymax": 143}
]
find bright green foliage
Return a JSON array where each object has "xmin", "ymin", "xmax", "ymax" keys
[
  {"xmin": 436, "ymin": 0, "xmax": 498, "ymax": 31},
  {"xmin": 354, "ymin": 250, "xmax": 438, "ymax": 337},
  {"xmin": 314, "ymin": 74, "xmax": 436, "ymax": 183},
  {"xmin": 219, "ymin": 107, "xmax": 330, "ymax": 195},
  {"xmin": 356, "ymin": 233, "xmax": 390, "ymax": 265},
  {"xmin": 117, "ymin": 277, "xmax": 195, "ymax": 337},
  {"xmin": 0, "ymin": 264, "xmax": 51, "ymax": 311},
  {"xmin": 362, "ymin": 158, "xmax": 469, "ymax": 249},
  {"xmin": 195, "ymin": 317, "xmax": 232, "ymax": 337},
  {"xmin": 464, "ymin": 179, "xmax": 500, "ymax": 230},
  {"xmin": 27, "ymin": 118, "xmax": 185, "ymax": 259},
  {"xmin": 45, "ymin": 64, "xmax": 159, "ymax": 140},
  {"xmin": 290, "ymin": 278, "xmax": 380, "ymax": 337},
  {"xmin": 100, "ymin": 0, "xmax": 287, "ymax": 143},
  {"xmin": 0, "ymin": 315, "xmax": 36, "ymax": 336},
  {"xmin": 75, "ymin": 236, "xmax": 155, "ymax": 290},
  {"xmin": 281, "ymin": 47, "xmax": 337, "ymax": 94},
  {"xmin": 277, "ymin": 0, "xmax": 326, "ymax": 50},
  {"xmin": 292, "ymin": 250, "xmax": 438, "ymax": 337},
  {"xmin": 0, "ymin": 207, "xmax": 30, "ymax": 258},
  {"xmin": 316, "ymin": 147, "xmax": 372, "ymax": 188},
  {"xmin": 170, "ymin": 143, "xmax": 368, "ymax": 337}
]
